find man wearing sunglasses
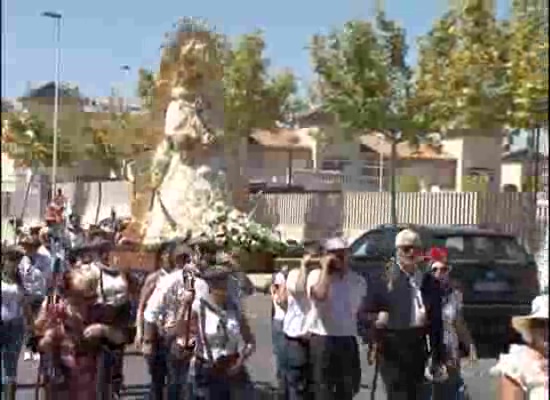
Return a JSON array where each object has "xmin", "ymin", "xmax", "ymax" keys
[
  {"xmin": 307, "ymin": 236, "xmax": 366, "ymax": 400},
  {"xmin": 374, "ymin": 229, "xmax": 445, "ymax": 400}
]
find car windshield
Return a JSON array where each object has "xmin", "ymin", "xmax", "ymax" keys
[{"xmin": 433, "ymin": 235, "xmax": 528, "ymax": 264}]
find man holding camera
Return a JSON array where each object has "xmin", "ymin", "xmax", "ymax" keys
[
  {"xmin": 282, "ymin": 242, "xmax": 319, "ymax": 400},
  {"xmin": 306, "ymin": 237, "xmax": 366, "ymax": 400}
]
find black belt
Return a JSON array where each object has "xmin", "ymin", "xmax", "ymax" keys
[{"xmin": 284, "ymin": 334, "xmax": 310, "ymax": 344}]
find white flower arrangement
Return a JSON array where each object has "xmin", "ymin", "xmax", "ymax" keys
[{"xmin": 201, "ymin": 200, "xmax": 287, "ymax": 254}]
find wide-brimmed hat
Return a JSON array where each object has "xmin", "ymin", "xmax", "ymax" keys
[{"xmin": 511, "ymin": 294, "xmax": 548, "ymax": 343}]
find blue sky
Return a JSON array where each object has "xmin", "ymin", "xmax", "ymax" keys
[{"xmin": 3, "ymin": 0, "xmax": 510, "ymax": 99}]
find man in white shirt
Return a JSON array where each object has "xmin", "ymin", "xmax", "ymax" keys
[
  {"xmin": 307, "ymin": 237, "xmax": 366, "ymax": 400},
  {"xmin": 136, "ymin": 240, "xmax": 190, "ymax": 400},
  {"xmin": 283, "ymin": 242, "xmax": 319, "ymax": 400},
  {"xmin": 142, "ymin": 247, "xmax": 244, "ymax": 399}
]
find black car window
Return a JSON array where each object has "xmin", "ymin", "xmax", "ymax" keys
[
  {"xmin": 433, "ymin": 235, "xmax": 528, "ymax": 264},
  {"xmin": 352, "ymin": 230, "xmax": 396, "ymax": 258}
]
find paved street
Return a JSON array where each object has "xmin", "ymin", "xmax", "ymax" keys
[{"xmin": 15, "ymin": 294, "xmax": 498, "ymax": 399}]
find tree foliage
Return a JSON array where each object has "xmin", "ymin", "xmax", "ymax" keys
[
  {"xmin": 414, "ymin": 1, "xmax": 511, "ymax": 133},
  {"xmin": 507, "ymin": 0, "xmax": 548, "ymax": 128},
  {"xmin": 223, "ymin": 31, "xmax": 298, "ymax": 137},
  {"xmin": 137, "ymin": 68, "xmax": 155, "ymax": 112},
  {"xmin": 310, "ymin": 13, "xmax": 418, "ymax": 142},
  {"xmin": 1, "ymin": 113, "xmax": 73, "ymax": 169}
]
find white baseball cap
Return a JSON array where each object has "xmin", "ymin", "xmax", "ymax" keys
[{"xmin": 323, "ymin": 237, "xmax": 348, "ymax": 252}]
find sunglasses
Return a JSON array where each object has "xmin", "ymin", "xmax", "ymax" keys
[
  {"xmin": 431, "ymin": 265, "xmax": 450, "ymax": 274},
  {"xmin": 398, "ymin": 245, "xmax": 418, "ymax": 254}
]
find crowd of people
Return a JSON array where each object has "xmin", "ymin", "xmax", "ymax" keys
[
  {"xmin": 268, "ymin": 231, "xmax": 549, "ymax": 400},
  {"xmin": 0, "ymin": 209, "xmax": 141, "ymax": 400},
  {"xmin": 0, "ymin": 188, "xmax": 262, "ymax": 400},
  {"xmin": 1, "ymin": 195, "xmax": 548, "ymax": 400}
]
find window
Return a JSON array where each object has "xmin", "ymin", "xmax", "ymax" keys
[
  {"xmin": 433, "ymin": 235, "xmax": 528, "ymax": 264},
  {"xmin": 361, "ymin": 162, "xmax": 382, "ymax": 177},
  {"xmin": 321, "ymin": 159, "xmax": 350, "ymax": 171},
  {"xmin": 352, "ymin": 229, "xmax": 397, "ymax": 258}
]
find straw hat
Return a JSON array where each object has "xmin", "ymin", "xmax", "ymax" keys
[{"xmin": 511, "ymin": 294, "xmax": 548, "ymax": 343}]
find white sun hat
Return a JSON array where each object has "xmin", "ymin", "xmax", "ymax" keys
[{"xmin": 511, "ymin": 294, "xmax": 548, "ymax": 343}]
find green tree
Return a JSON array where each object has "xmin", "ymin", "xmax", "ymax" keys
[
  {"xmin": 310, "ymin": 13, "xmax": 418, "ymax": 222},
  {"xmin": 222, "ymin": 31, "xmax": 299, "ymax": 209},
  {"xmin": 2, "ymin": 113, "xmax": 73, "ymax": 218},
  {"xmin": 507, "ymin": 0, "xmax": 548, "ymax": 128},
  {"xmin": 414, "ymin": 1, "xmax": 510, "ymax": 133},
  {"xmin": 137, "ymin": 68, "xmax": 156, "ymax": 112}
]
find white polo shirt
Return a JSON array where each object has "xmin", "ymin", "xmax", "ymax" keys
[
  {"xmin": 283, "ymin": 268, "xmax": 311, "ymax": 338},
  {"xmin": 306, "ymin": 268, "xmax": 366, "ymax": 337}
]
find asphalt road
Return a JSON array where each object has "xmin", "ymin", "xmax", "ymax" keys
[{"xmin": 15, "ymin": 294, "xmax": 498, "ymax": 399}]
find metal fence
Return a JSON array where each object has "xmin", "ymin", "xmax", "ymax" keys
[{"xmin": 3, "ymin": 176, "xmax": 548, "ymax": 254}]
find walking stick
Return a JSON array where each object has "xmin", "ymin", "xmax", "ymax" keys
[{"xmin": 368, "ymin": 328, "xmax": 382, "ymax": 400}]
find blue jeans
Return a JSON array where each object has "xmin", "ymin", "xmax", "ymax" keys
[
  {"xmin": 96, "ymin": 346, "xmax": 125, "ymax": 400},
  {"xmin": 284, "ymin": 335, "xmax": 311, "ymax": 400},
  {"xmin": 166, "ymin": 352, "xmax": 191, "ymax": 400},
  {"xmin": 145, "ymin": 339, "xmax": 169, "ymax": 400},
  {"xmin": 24, "ymin": 296, "xmax": 44, "ymax": 352},
  {"xmin": 0, "ymin": 317, "xmax": 25, "ymax": 384},
  {"xmin": 272, "ymin": 319, "xmax": 287, "ymax": 390}
]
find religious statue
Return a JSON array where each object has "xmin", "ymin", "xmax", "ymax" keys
[{"xmin": 140, "ymin": 20, "xmax": 227, "ymax": 245}]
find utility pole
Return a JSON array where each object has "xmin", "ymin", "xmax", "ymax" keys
[{"xmin": 41, "ymin": 11, "xmax": 62, "ymax": 195}]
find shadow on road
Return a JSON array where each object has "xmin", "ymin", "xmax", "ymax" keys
[{"xmin": 89, "ymin": 382, "xmax": 279, "ymax": 399}]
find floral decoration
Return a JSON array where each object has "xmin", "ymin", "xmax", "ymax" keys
[{"xmin": 201, "ymin": 200, "xmax": 287, "ymax": 255}]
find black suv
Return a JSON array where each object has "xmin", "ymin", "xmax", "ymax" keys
[{"xmin": 349, "ymin": 224, "xmax": 540, "ymax": 352}]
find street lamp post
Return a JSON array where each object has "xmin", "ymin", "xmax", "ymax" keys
[
  {"xmin": 121, "ymin": 65, "xmax": 131, "ymax": 112},
  {"xmin": 41, "ymin": 11, "xmax": 62, "ymax": 196}
]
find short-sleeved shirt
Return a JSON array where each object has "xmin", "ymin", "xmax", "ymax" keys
[
  {"xmin": 18, "ymin": 247, "xmax": 53, "ymax": 297},
  {"xmin": 193, "ymin": 297, "xmax": 242, "ymax": 361},
  {"xmin": 283, "ymin": 268, "xmax": 311, "ymax": 338},
  {"xmin": 144, "ymin": 268, "xmax": 241, "ymax": 335},
  {"xmin": 306, "ymin": 268, "xmax": 366, "ymax": 337},
  {"xmin": 271, "ymin": 272, "xmax": 287, "ymax": 322}
]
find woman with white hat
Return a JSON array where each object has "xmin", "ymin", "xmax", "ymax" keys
[{"xmin": 491, "ymin": 294, "xmax": 548, "ymax": 400}]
